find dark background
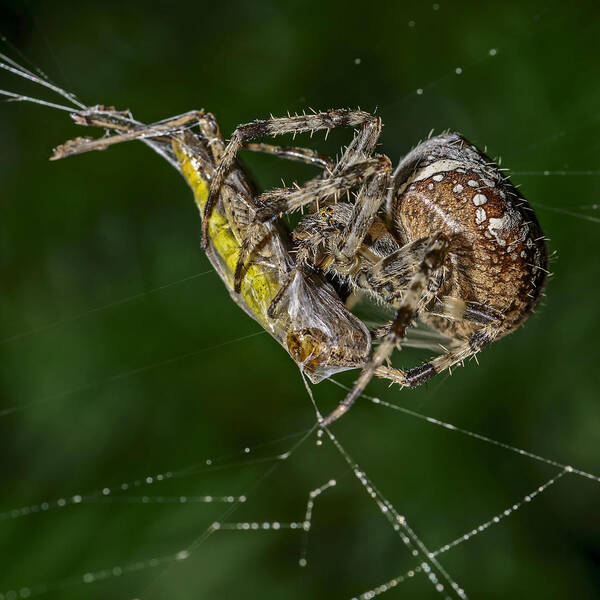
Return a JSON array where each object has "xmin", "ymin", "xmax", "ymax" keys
[{"xmin": 1, "ymin": 0, "xmax": 599, "ymax": 598}]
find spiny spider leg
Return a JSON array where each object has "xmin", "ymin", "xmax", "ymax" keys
[
  {"xmin": 236, "ymin": 145, "xmax": 386, "ymax": 290},
  {"xmin": 254, "ymin": 155, "xmax": 390, "ymax": 221},
  {"xmin": 336, "ymin": 164, "xmax": 392, "ymax": 261},
  {"xmin": 362, "ymin": 236, "xmax": 440, "ymax": 293},
  {"xmin": 321, "ymin": 234, "xmax": 450, "ymax": 427},
  {"xmin": 374, "ymin": 316, "xmax": 503, "ymax": 388},
  {"xmin": 230, "ymin": 142, "xmax": 338, "ymax": 293},
  {"xmin": 205, "ymin": 136, "xmax": 337, "ymax": 294},
  {"xmin": 49, "ymin": 109, "xmax": 296, "ymax": 298},
  {"xmin": 204, "ymin": 109, "xmax": 381, "ymax": 247},
  {"xmin": 332, "ymin": 113, "xmax": 381, "ymax": 173},
  {"xmin": 243, "ymin": 143, "xmax": 334, "ymax": 171},
  {"xmin": 372, "ymin": 300, "xmax": 502, "ymax": 338},
  {"xmin": 427, "ymin": 298, "xmax": 504, "ymax": 325},
  {"xmin": 359, "ymin": 240, "xmax": 503, "ymax": 325}
]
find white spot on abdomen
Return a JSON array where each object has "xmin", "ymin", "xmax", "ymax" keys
[
  {"xmin": 396, "ymin": 159, "xmax": 466, "ymax": 193},
  {"xmin": 475, "ymin": 207, "xmax": 487, "ymax": 224},
  {"xmin": 453, "ymin": 184, "xmax": 464, "ymax": 194},
  {"xmin": 487, "ymin": 208, "xmax": 521, "ymax": 247},
  {"xmin": 472, "ymin": 193, "xmax": 488, "ymax": 206}
]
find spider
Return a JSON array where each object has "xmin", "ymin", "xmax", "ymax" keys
[
  {"xmin": 205, "ymin": 110, "xmax": 549, "ymax": 425},
  {"xmin": 3, "ymin": 51, "xmax": 547, "ymax": 427}
]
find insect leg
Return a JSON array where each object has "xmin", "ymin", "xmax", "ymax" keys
[
  {"xmin": 232, "ymin": 224, "xmax": 278, "ymax": 293},
  {"xmin": 50, "ymin": 110, "xmax": 207, "ymax": 160},
  {"xmin": 266, "ymin": 268, "xmax": 301, "ymax": 319},
  {"xmin": 320, "ymin": 234, "xmax": 449, "ymax": 427}
]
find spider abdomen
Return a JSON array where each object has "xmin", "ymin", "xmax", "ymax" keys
[{"xmin": 391, "ymin": 134, "xmax": 548, "ymax": 339}]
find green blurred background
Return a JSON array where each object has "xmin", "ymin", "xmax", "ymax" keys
[{"xmin": 1, "ymin": 0, "xmax": 599, "ymax": 598}]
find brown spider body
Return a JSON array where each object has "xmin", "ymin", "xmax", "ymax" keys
[{"xmin": 391, "ymin": 134, "xmax": 548, "ymax": 342}]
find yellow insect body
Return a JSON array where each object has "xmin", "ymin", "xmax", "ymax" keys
[{"xmin": 173, "ymin": 139, "xmax": 285, "ymax": 335}]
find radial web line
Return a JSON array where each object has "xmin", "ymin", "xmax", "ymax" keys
[
  {"xmin": 148, "ymin": 425, "xmax": 318, "ymax": 599},
  {"xmin": 324, "ymin": 427, "xmax": 467, "ymax": 599},
  {"xmin": 327, "ymin": 378, "xmax": 599, "ymax": 484},
  {"xmin": 351, "ymin": 468, "xmax": 567, "ymax": 599},
  {"xmin": 0, "ymin": 491, "xmax": 246, "ymax": 522}
]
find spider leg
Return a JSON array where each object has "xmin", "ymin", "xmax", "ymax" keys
[
  {"xmin": 373, "ymin": 299, "xmax": 502, "ymax": 340},
  {"xmin": 204, "ymin": 109, "xmax": 381, "ymax": 246},
  {"xmin": 234, "ymin": 156, "xmax": 386, "ymax": 293},
  {"xmin": 328, "ymin": 140, "xmax": 429, "ymax": 273},
  {"xmin": 233, "ymin": 153, "xmax": 381, "ymax": 292},
  {"xmin": 335, "ymin": 164, "xmax": 392, "ymax": 262},
  {"xmin": 352, "ymin": 234, "xmax": 446, "ymax": 303},
  {"xmin": 254, "ymin": 155, "xmax": 390, "ymax": 221},
  {"xmin": 320, "ymin": 234, "xmax": 449, "ymax": 427},
  {"xmin": 426, "ymin": 298, "xmax": 503, "ymax": 325},
  {"xmin": 364, "ymin": 241, "xmax": 504, "ymax": 384},
  {"xmin": 235, "ymin": 153, "xmax": 388, "ymax": 289},
  {"xmin": 374, "ymin": 318, "xmax": 503, "ymax": 388},
  {"xmin": 243, "ymin": 143, "xmax": 334, "ymax": 171}
]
